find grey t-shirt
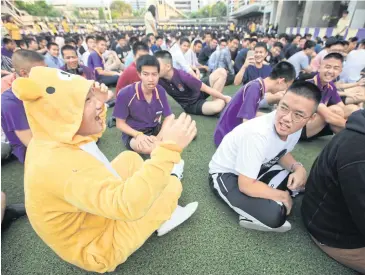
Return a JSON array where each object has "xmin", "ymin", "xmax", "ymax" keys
[{"xmin": 288, "ymin": 51, "xmax": 309, "ymax": 78}]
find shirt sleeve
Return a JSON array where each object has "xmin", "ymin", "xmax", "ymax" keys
[
  {"xmin": 116, "ymin": 70, "xmax": 129, "ymax": 95},
  {"xmin": 225, "ymin": 50, "xmax": 235, "ymax": 75},
  {"xmin": 112, "ymin": 88, "xmax": 130, "ymax": 120},
  {"xmin": 158, "ymin": 87, "xmax": 172, "ymax": 117},
  {"xmin": 235, "ymin": 132, "xmax": 267, "ymax": 179},
  {"xmin": 328, "ymin": 86, "xmax": 342, "ymax": 105},
  {"xmin": 243, "ymin": 67, "xmax": 249, "ymax": 84},
  {"xmin": 300, "ymin": 55, "xmax": 309, "ymax": 70},
  {"xmin": 88, "ymin": 53, "xmax": 103, "ymax": 71},
  {"xmin": 181, "ymin": 70, "xmax": 203, "ymax": 92},
  {"xmin": 2, "ymin": 101, "xmax": 30, "ymax": 132},
  {"xmin": 237, "ymin": 83, "xmax": 261, "ymax": 120}
]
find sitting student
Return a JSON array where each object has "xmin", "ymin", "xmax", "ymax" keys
[
  {"xmin": 60, "ymin": 45, "xmax": 115, "ymax": 106},
  {"xmin": 301, "ymin": 109, "xmax": 365, "ymax": 274},
  {"xmin": 115, "ymin": 34, "xmax": 130, "ymax": 63},
  {"xmin": 311, "ymin": 38, "xmax": 345, "ymax": 72},
  {"xmin": 170, "ymin": 37, "xmax": 199, "ymax": 78},
  {"xmin": 300, "ymin": 53, "xmax": 359, "ymax": 140},
  {"xmin": 208, "ymin": 36, "xmax": 239, "ymax": 86},
  {"xmin": 198, "ymin": 37, "xmax": 218, "ymax": 66},
  {"xmin": 81, "ymin": 35, "xmax": 96, "ymax": 66},
  {"xmin": 214, "ymin": 61, "xmax": 296, "ymax": 146},
  {"xmin": 151, "ymin": 36, "xmax": 163, "ymax": 53},
  {"xmin": 234, "ymin": 42, "xmax": 272, "ymax": 85},
  {"xmin": 114, "ymin": 55, "xmax": 174, "ymax": 155},
  {"xmin": 116, "ymin": 42, "xmax": 149, "ymax": 95},
  {"xmin": 87, "ymin": 35, "xmax": 120, "ymax": 86},
  {"xmin": 209, "ymin": 82, "xmax": 321, "ymax": 232},
  {"xmin": 288, "ymin": 40, "xmax": 316, "ymax": 78},
  {"xmin": 11, "ymin": 66, "xmax": 198, "ymax": 273},
  {"xmin": 234, "ymin": 38, "xmax": 257, "ymax": 73},
  {"xmin": 155, "ymin": 50, "xmax": 231, "ymax": 116},
  {"xmin": 44, "ymin": 42, "xmax": 64, "ymax": 69},
  {"xmin": 1, "ymin": 50, "xmax": 45, "ymax": 163},
  {"xmin": 265, "ymin": 42, "xmax": 283, "ymax": 67},
  {"xmin": 185, "ymin": 40, "xmax": 209, "ymax": 75}
]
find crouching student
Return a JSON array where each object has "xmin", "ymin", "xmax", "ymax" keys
[
  {"xmin": 214, "ymin": 61, "xmax": 296, "ymax": 147},
  {"xmin": 209, "ymin": 82, "xmax": 321, "ymax": 232},
  {"xmin": 114, "ymin": 55, "xmax": 174, "ymax": 155},
  {"xmin": 11, "ymin": 66, "xmax": 198, "ymax": 273}
]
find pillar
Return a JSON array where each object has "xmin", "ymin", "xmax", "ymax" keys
[
  {"xmin": 301, "ymin": 1, "xmax": 335, "ymax": 27},
  {"xmin": 274, "ymin": 0, "xmax": 299, "ymax": 33},
  {"xmin": 348, "ymin": 0, "xmax": 365, "ymax": 28},
  {"xmin": 270, "ymin": 0, "xmax": 278, "ymax": 24}
]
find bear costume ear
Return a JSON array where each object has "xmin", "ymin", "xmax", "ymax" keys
[{"xmin": 12, "ymin": 78, "xmax": 44, "ymax": 102}]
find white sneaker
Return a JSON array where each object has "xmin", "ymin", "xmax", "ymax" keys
[
  {"xmin": 171, "ymin": 159, "xmax": 184, "ymax": 180},
  {"xmin": 157, "ymin": 202, "xmax": 198, "ymax": 237},
  {"xmin": 239, "ymin": 216, "xmax": 291, "ymax": 233}
]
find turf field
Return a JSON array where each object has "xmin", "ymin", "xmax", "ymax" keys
[{"xmin": 1, "ymin": 86, "xmax": 356, "ymax": 275}]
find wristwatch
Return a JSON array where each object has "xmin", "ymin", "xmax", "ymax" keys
[{"xmin": 290, "ymin": 162, "xmax": 304, "ymax": 173}]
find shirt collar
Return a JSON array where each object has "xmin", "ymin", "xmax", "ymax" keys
[
  {"xmin": 135, "ymin": 82, "xmax": 159, "ymax": 101},
  {"xmin": 315, "ymin": 73, "xmax": 332, "ymax": 91}
]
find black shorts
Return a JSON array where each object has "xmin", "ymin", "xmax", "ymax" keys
[
  {"xmin": 225, "ymin": 74, "xmax": 235, "ymax": 86},
  {"xmin": 183, "ymin": 92, "xmax": 210, "ymax": 115},
  {"xmin": 340, "ymin": 95, "xmax": 347, "ymax": 104},
  {"xmin": 125, "ymin": 124, "xmax": 162, "ymax": 150},
  {"xmin": 300, "ymin": 123, "xmax": 334, "ymax": 141}
]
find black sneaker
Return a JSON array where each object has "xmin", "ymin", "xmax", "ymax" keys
[
  {"xmin": 2, "ymin": 203, "xmax": 26, "ymax": 230},
  {"xmin": 107, "ymin": 116, "xmax": 116, "ymax": 128}
]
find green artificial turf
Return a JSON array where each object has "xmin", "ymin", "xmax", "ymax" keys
[{"xmin": 1, "ymin": 86, "xmax": 356, "ymax": 275}]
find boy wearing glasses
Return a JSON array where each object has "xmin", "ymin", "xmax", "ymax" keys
[
  {"xmin": 209, "ymin": 82, "xmax": 321, "ymax": 232},
  {"xmin": 214, "ymin": 61, "xmax": 296, "ymax": 147}
]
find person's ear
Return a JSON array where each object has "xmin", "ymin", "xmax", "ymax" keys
[
  {"xmin": 308, "ymin": 112, "xmax": 317, "ymax": 123},
  {"xmin": 18, "ymin": 68, "xmax": 28, "ymax": 78},
  {"xmin": 137, "ymin": 71, "xmax": 142, "ymax": 78}
]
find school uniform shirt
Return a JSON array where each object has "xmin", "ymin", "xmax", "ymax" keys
[
  {"xmin": 1, "ymin": 47, "xmax": 13, "ymax": 58},
  {"xmin": 1, "ymin": 88, "xmax": 30, "ymax": 163},
  {"xmin": 288, "ymin": 51, "xmax": 310, "ymax": 78},
  {"xmin": 340, "ymin": 49, "xmax": 365, "ymax": 83},
  {"xmin": 115, "ymin": 62, "xmax": 140, "ymax": 95},
  {"xmin": 243, "ymin": 64, "xmax": 272, "ymax": 85},
  {"xmin": 44, "ymin": 53, "xmax": 64, "ymax": 69},
  {"xmin": 151, "ymin": 44, "xmax": 161, "ymax": 53},
  {"xmin": 184, "ymin": 48, "xmax": 200, "ymax": 67},
  {"xmin": 198, "ymin": 45, "xmax": 215, "ymax": 66},
  {"xmin": 170, "ymin": 44, "xmax": 191, "ymax": 73},
  {"xmin": 60, "ymin": 65, "xmax": 95, "ymax": 81},
  {"xmin": 113, "ymin": 82, "xmax": 172, "ymax": 144},
  {"xmin": 210, "ymin": 111, "xmax": 301, "ymax": 179},
  {"xmin": 87, "ymin": 50, "xmax": 104, "ymax": 79},
  {"xmin": 214, "ymin": 78, "xmax": 265, "ymax": 147},
  {"xmin": 158, "ymin": 68, "xmax": 203, "ymax": 109},
  {"xmin": 234, "ymin": 48, "xmax": 249, "ymax": 73},
  {"xmin": 307, "ymin": 73, "xmax": 341, "ymax": 106}
]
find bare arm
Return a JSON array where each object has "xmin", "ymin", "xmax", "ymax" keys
[
  {"xmin": 234, "ymin": 56, "xmax": 255, "ymax": 86},
  {"xmin": 116, "ymin": 118, "xmax": 141, "ymax": 138},
  {"xmin": 157, "ymin": 114, "xmax": 174, "ymax": 139},
  {"xmin": 96, "ymin": 68, "xmax": 119, "ymax": 77},
  {"xmin": 15, "ymin": 129, "xmax": 33, "ymax": 147},
  {"xmin": 317, "ymin": 103, "xmax": 346, "ymax": 128},
  {"xmin": 335, "ymin": 78, "xmax": 365, "ymax": 90}
]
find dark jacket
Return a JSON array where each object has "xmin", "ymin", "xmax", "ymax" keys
[
  {"xmin": 198, "ymin": 46, "xmax": 215, "ymax": 66},
  {"xmin": 301, "ymin": 109, "xmax": 365, "ymax": 249}
]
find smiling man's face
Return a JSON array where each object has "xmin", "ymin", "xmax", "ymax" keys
[{"xmin": 319, "ymin": 57, "xmax": 343, "ymax": 84}]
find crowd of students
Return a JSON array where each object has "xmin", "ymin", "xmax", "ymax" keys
[{"xmin": 1, "ymin": 15, "xmax": 365, "ymax": 274}]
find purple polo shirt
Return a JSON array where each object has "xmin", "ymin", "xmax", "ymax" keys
[
  {"xmin": 307, "ymin": 73, "xmax": 341, "ymax": 106},
  {"xmin": 214, "ymin": 78, "xmax": 266, "ymax": 146},
  {"xmin": 113, "ymin": 82, "xmax": 172, "ymax": 144},
  {"xmin": 60, "ymin": 64, "xmax": 95, "ymax": 80},
  {"xmin": 87, "ymin": 51, "xmax": 104, "ymax": 79},
  {"xmin": 243, "ymin": 64, "xmax": 272, "ymax": 84},
  {"xmin": 1, "ymin": 47, "xmax": 13, "ymax": 58},
  {"xmin": 1, "ymin": 88, "xmax": 30, "ymax": 163},
  {"xmin": 158, "ymin": 69, "xmax": 203, "ymax": 109}
]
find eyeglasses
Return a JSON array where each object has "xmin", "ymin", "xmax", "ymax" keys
[{"xmin": 277, "ymin": 104, "xmax": 310, "ymax": 123}]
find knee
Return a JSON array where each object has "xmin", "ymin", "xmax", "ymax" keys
[
  {"xmin": 211, "ymin": 101, "xmax": 225, "ymax": 113},
  {"xmin": 328, "ymin": 105, "xmax": 344, "ymax": 117},
  {"xmin": 264, "ymin": 201, "xmax": 287, "ymax": 228},
  {"xmin": 112, "ymin": 151, "xmax": 143, "ymax": 167}
]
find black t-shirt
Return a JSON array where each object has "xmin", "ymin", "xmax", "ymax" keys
[{"xmin": 115, "ymin": 45, "xmax": 131, "ymax": 62}]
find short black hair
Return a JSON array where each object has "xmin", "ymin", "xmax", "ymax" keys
[
  {"xmin": 129, "ymin": 36, "xmax": 139, "ymax": 46},
  {"xmin": 255, "ymin": 42, "xmax": 267, "ymax": 51},
  {"xmin": 147, "ymin": 33, "xmax": 155, "ymax": 40},
  {"xmin": 86, "ymin": 35, "xmax": 95, "ymax": 43},
  {"xmin": 229, "ymin": 35, "xmax": 239, "ymax": 42},
  {"xmin": 305, "ymin": 33, "xmax": 312, "ymax": 37},
  {"xmin": 243, "ymin": 38, "xmax": 250, "ymax": 42},
  {"xmin": 118, "ymin": 34, "xmax": 126, "ymax": 40},
  {"xmin": 278, "ymin": 33, "xmax": 289, "ymax": 41},
  {"xmin": 179, "ymin": 37, "xmax": 190, "ymax": 45},
  {"xmin": 343, "ymin": 10, "xmax": 349, "ymax": 14},
  {"xmin": 136, "ymin": 54, "xmax": 160, "ymax": 73},
  {"xmin": 156, "ymin": 36, "xmax": 163, "ymax": 41},
  {"xmin": 2, "ymin": 37, "xmax": 13, "ymax": 45},
  {"xmin": 304, "ymin": 40, "xmax": 316, "ymax": 50},
  {"xmin": 219, "ymin": 38, "xmax": 227, "ymax": 44},
  {"xmin": 47, "ymin": 42, "xmax": 59, "ymax": 50},
  {"xmin": 286, "ymin": 81, "xmax": 321, "ymax": 112},
  {"xmin": 194, "ymin": 39, "xmax": 202, "ymax": 46},
  {"xmin": 323, "ymin": 52, "xmax": 344, "ymax": 63},
  {"xmin": 95, "ymin": 35, "xmax": 106, "ymax": 43},
  {"xmin": 269, "ymin": 61, "xmax": 296, "ymax": 82},
  {"xmin": 12, "ymin": 49, "xmax": 44, "ymax": 74},
  {"xmin": 359, "ymin": 39, "xmax": 365, "ymax": 47},
  {"xmin": 250, "ymin": 32, "xmax": 257, "ymax": 38},
  {"xmin": 273, "ymin": 41, "xmax": 283, "ymax": 50},
  {"xmin": 154, "ymin": 50, "xmax": 173, "ymax": 66},
  {"xmin": 65, "ymin": 38, "xmax": 76, "ymax": 45},
  {"xmin": 349, "ymin": 37, "xmax": 358, "ymax": 43},
  {"xmin": 26, "ymin": 38, "xmax": 37, "ymax": 45},
  {"xmin": 132, "ymin": 41, "xmax": 149, "ymax": 56},
  {"xmin": 250, "ymin": 38, "xmax": 258, "ymax": 43},
  {"xmin": 61, "ymin": 44, "xmax": 77, "ymax": 57},
  {"xmin": 343, "ymin": 40, "xmax": 350, "ymax": 46}
]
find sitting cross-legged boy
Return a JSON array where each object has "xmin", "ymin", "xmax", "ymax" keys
[
  {"xmin": 209, "ymin": 82, "xmax": 321, "ymax": 232},
  {"xmin": 11, "ymin": 66, "xmax": 198, "ymax": 273},
  {"xmin": 114, "ymin": 55, "xmax": 174, "ymax": 155}
]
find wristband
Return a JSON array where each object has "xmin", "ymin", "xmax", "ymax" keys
[{"xmin": 290, "ymin": 162, "xmax": 303, "ymax": 173}]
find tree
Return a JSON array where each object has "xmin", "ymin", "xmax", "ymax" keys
[
  {"xmin": 212, "ymin": 2, "xmax": 227, "ymax": 18},
  {"xmin": 132, "ymin": 8, "xmax": 146, "ymax": 18},
  {"xmin": 110, "ymin": 0, "xmax": 132, "ymax": 19},
  {"xmin": 98, "ymin": 7, "xmax": 105, "ymax": 20},
  {"xmin": 15, "ymin": 0, "xmax": 61, "ymax": 17},
  {"xmin": 188, "ymin": 2, "xmax": 227, "ymax": 19}
]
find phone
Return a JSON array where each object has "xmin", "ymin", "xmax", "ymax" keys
[{"xmin": 247, "ymin": 50, "xmax": 255, "ymax": 58}]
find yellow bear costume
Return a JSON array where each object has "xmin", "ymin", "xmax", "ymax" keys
[{"xmin": 12, "ymin": 67, "xmax": 183, "ymax": 273}]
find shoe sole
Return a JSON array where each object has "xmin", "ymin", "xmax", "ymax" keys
[
  {"xmin": 239, "ymin": 220, "xmax": 291, "ymax": 233},
  {"xmin": 157, "ymin": 202, "xmax": 198, "ymax": 237}
]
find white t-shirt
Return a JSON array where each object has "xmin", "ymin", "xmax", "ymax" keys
[
  {"xmin": 288, "ymin": 51, "xmax": 309, "ymax": 78},
  {"xmin": 170, "ymin": 43, "xmax": 191, "ymax": 72},
  {"xmin": 340, "ymin": 49, "xmax": 365, "ymax": 83},
  {"xmin": 209, "ymin": 111, "xmax": 301, "ymax": 179},
  {"xmin": 144, "ymin": 11, "xmax": 156, "ymax": 35}
]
